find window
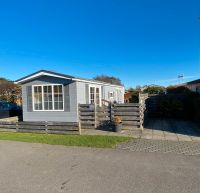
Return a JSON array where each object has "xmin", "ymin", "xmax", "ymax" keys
[
  {"xmin": 90, "ymin": 87, "xmax": 95, "ymax": 104},
  {"xmin": 34, "ymin": 86, "xmax": 43, "ymax": 110},
  {"xmin": 196, "ymin": 86, "xmax": 200, "ymax": 94},
  {"xmin": 96, "ymin": 87, "xmax": 100, "ymax": 105},
  {"xmin": 33, "ymin": 84, "xmax": 64, "ymax": 111},
  {"xmin": 43, "ymin": 86, "xmax": 53, "ymax": 110},
  {"xmin": 54, "ymin": 85, "xmax": 63, "ymax": 110},
  {"xmin": 89, "ymin": 85, "xmax": 101, "ymax": 106},
  {"xmin": 116, "ymin": 89, "xmax": 122, "ymax": 103},
  {"xmin": 108, "ymin": 92, "xmax": 114, "ymax": 99}
]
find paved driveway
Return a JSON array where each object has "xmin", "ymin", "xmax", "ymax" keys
[
  {"xmin": 142, "ymin": 119, "xmax": 200, "ymax": 142},
  {"xmin": 0, "ymin": 140, "xmax": 200, "ymax": 193}
]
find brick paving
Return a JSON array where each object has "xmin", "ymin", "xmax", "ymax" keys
[
  {"xmin": 117, "ymin": 139, "xmax": 200, "ymax": 156},
  {"xmin": 117, "ymin": 119, "xmax": 200, "ymax": 156}
]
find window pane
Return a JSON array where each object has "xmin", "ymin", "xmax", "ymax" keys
[
  {"xmin": 54, "ymin": 85, "xmax": 63, "ymax": 110},
  {"xmin": 43, "ymin": 86, "xmax": 53, "ymax": 110},
  {"xmin": 34, "ymin": 86, "xmax": 43, "ymax": 110},
  {"xmin": 96, "ymin": 88, "xmax": 100, "ymax": 105},
  {"xmin": 54, "ymin": 102, "xmax": 59, "ymax": 110},
  {"xmin": 59, "ymin": 102, "xmax": 63, "ymax": 109},
  {"xmin": 90, "ymin": 87, "xmax": 95, "ymax": 104}
]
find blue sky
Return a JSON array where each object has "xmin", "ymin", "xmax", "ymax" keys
[{"xmin": 0, "ymin": 0, "xmax": 199, "ymax": 88}]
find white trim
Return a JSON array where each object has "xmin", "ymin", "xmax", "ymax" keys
[
  {"xmin": 15, "ymin": 71, "xmax": 124, "ymax": 89},
  {"xmin": 16, "ymin": 72, "xmax": 72, "ymax": 84},
  {"xmin": 73, "ymin": 78, "xmax": 124, "ymax": 88},
  {"xmin": 89, "ymin": 84, "xmax": 102, "ymax": 107},
  {"xmin": 32, "ymin": 84, "xmax": 64, "ymax": 112}
]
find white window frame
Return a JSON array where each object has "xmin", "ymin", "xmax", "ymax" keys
[
  {"xmin": 32, "ymin": 84, "xmax": 64, "ymax": 111},
  {"xmin": 89, "ymin": 85, "xmax": 102, "ymax": 106},
  {"xmin": 108, "ymin": 91, "xmax": 114, "ymax": 100}
]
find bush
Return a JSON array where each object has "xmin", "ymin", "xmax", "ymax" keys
[
  {"xmin": 129, "ymin": 91, "xmax": 139, "ymax": 103},
  {"xmin": 154, "ymin": 91, "xmax": 200, "ymax": 122},
  {"xmin": 157, "ymin": 96, "xmax": 184, "ymax": 118},
  {"xmin": 167, "ymin": 86, "xmax": 191, "ymax": 94},
  {"xmin": 143, "ymin": 86, "xmax": 165, "ymax": 94},
  {"xmin": 187, "ymin": 93, "xmax": 200, "ymax": 122}
]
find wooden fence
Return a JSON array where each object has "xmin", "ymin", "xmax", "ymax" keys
[
  {"xmin": 112, "ymin": 103, "xmax": 141, "ymax": 129},
  {"xmin": 78, "ymin": 104, "xmax": 110, "ymax": 129},
  {"xmin": 0, "ymin": 121, "xmax": 80, "ymax": 135},
  {"xmin": 79, "ymin": 95, "xmax": 148, "ymax": 130}
]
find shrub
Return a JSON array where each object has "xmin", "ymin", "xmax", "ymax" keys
[
  {"xmin": 167, "ymin": 86, "xmax": 191, "ymax": 94},
  {"xmin": 157, "ymin": 96, "xmax": 184, "ymax": 118}
]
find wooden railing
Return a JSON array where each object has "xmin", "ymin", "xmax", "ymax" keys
[
  {"xmin": 79, "ymin": 100, "xmax": 147, "ymax": 130},
  {"xmin": 78, "ymin": 104, "xmax": 110, "ymax": 129}
]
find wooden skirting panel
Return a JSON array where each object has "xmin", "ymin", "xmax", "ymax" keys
[{"xmin": 0, "ymin": 121, "xmax": 80, "ymax": 135}]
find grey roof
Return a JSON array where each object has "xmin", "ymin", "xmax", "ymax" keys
[{"xmin": 15, "ymin": 70, "xmax": 124, "ymax": 87}]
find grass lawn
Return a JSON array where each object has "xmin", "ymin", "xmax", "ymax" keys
[{"xmin": 0, "ymin": 132, "xmax": 131, "ymax": 148}]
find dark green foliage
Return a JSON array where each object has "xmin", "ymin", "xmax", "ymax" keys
[
  {"xmin": 167, "ymin": 86, "xmax": 191, "ymax": 94},
  {"xmin": 143, "ymin": 85, "xmax": 166, "ymax": 94},
  {"xmin": 187, "ymin": 92, "xmax": 200, "ymax": 122},
  {"xmin": 157, "ymin": 96, "xmax": 184, "ymax": 118},
  {"xmin": 154, "ymin": 91, "xmax": 200, "ymax": 122},
  {"xmin": 130, "ymin": 93, "xmax": 139, "ymax": 103}
]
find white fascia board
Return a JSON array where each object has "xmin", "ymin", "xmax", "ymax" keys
[
  {"xmin": 15, "ymin": 72, "xmax": 72, "ymax": 84},
  {"xmin": 15, "ymin": 71, "xmax": 125, "ymax": 89},
  {"xmin": 72, "ymin": 78, "xmax": 124, "ymax": 89}
]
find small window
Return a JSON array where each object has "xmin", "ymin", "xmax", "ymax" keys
[{"xmin": 108, "ymin": 92, "xmax": 114, "ymax": 98}]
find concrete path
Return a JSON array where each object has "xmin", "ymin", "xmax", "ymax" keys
[
  {"xmin": 0, "ymin": 140, "xmax": 200, "ymax": 193},
  {"xmin": 142, "ymin": 119, "xmax": 200, "ymax": 142},
  {"xmin": 83, "ymin": 119, "xmax": 200, "ymax": 143}
]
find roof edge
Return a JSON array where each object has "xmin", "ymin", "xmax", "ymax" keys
[{"xmin": 15, "ymin": 70, "xmax": 124, "ymax": 88}]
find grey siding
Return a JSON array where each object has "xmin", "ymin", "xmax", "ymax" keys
[
  {"xmin": 64, "ymin": 85, "xmax": 70, "ymax": 112},
  {"xmin": 76, "ymin": 81, "xmax": 125, "ymax": 105},
  {"xmin": 21, "ymin": 75, "xmax": 125, "ymax": 123},
  {"xmin": 85, "ymin": 84, "xmax": 89, "ymax": 104},
  {"xmin": 103, "ymin": 85, "xmax": 124, "ymax": 103},
  {"xmin": 26, "ymin": 86, "xmax": 33, "ymax": 112},
  {"xmin": 76, "ymin": 82, "xmax": 87, "ymax": 104},
  {"xmin": 22, "ymin": 76, "xmax": 78, "ymax": 122}
]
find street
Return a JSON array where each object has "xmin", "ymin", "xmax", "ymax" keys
[{"xmin": 0, "ymin": 140, "xmax": 200, "ymax": 193}]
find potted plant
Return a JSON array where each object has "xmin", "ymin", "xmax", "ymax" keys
[{"xmin": 112, "ymin": 116, "xmax": 122, "ymax": 132}]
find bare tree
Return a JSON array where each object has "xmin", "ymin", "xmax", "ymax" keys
[
  {"xmin": 0, "ymin": 78, "xmax": 22, "ymax": 104},
  {"xmin": 93, "ymin": 75, "xmax": 123, "ymax": 86}
]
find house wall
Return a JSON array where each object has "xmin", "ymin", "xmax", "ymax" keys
[
  {"xmin": 22, "ymin": 76, "xmax": 78, "ymax": 122},
  {"xmin": 186, "ymin": 83, "xmax": 200, "ymax": 93},
  {"xmin": 103, "ymin": 85, "xmax": 124, "ymax": 103},
  {"xmin": 21, "ymin": 75, "xmax": 125, "ymax": 123},
  {"xmin": 76, "ymin": 81, "xmax": 124, "ymax": 104}
]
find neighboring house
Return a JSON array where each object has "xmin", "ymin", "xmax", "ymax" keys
[
  {"xmin": 15, "ymin": 70, "xmax": 125, "ymax": 123},
  {"xmin": 184, "ymin": 79, "xmax": 200, "ymax": 94}
]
